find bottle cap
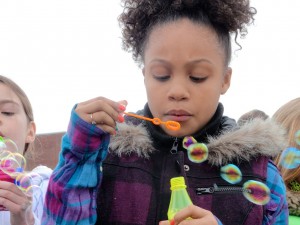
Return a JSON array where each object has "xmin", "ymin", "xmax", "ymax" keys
[{"xmin": 170, "ymin": 176, "xmax": 187, "ymax": 190}]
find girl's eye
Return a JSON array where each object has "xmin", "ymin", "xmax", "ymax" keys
[
  {"xmin": 154, "ymin": 75, "xmax": 170, "ymax": 81},
  {"xmin": 190, "ymin": 76, "xmax": 207, "ymax": 83},
  {"xmin": 1, "ymin": 111, "xmax": 14, "ymax": 116}
]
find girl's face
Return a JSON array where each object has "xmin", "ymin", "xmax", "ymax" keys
[
  {"xmin": 0, "ymin": 83, "xmax": 35, "ymax": 153},
  {"xmin": 143, "ymin": 18, "xmax": 232, "ymax": 137}
]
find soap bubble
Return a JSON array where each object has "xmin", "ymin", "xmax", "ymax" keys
[
  {"xmin": 220, "ymin": 164, "xmax": 242, "ymax": 184},
  {"xmin": 187, "ymin": 143, "xmax": 208, "ymax": 163},
  {"xmin": 243, "ymin": 180, "xmax": 270, "ymax": 205}
]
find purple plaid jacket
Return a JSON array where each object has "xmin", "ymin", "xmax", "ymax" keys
[{"xmin": 42, "ymin": 103, "xmax": 288, "ymax": 225}]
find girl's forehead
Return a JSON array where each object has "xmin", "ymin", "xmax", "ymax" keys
[
  {"xmin": 0, "ymin": 83, "xmax": 22, "ymax": 105},
  {"xmin": 144, "ymin": 19, "xmax": 224, "ymax": 65},
  {"xmin": 147, "ymin": 19, "xmax": 219, "ymax": 48},
  {"xmin": 148, "ymin": 19, "xmax": 217, "ymax": 42}
]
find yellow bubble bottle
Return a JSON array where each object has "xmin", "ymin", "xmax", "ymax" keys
[{"xmin": 167, "ymin": 176, "xmax": 193, "ymax": 221}]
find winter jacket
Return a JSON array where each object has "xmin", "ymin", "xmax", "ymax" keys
[{"xmin": 42, "ymin": 103, "xmax": 288, "ymax": 225}]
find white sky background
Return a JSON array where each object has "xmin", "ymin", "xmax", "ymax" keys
[{"xmin": 0, "ymin": 0, "xmax": 299, "ymax": 134}]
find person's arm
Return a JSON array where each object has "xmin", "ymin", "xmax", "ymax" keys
[
  {"xmin": 263, "ymin": 160, "xmax": 289, "ymax": 225},
  {"xmin": 42, "ymin": 106, "xmax": 110, "ymax": 225},
  {"xmin": 30, "ymin": 166, "xmax": 52, "ymax": 225}
]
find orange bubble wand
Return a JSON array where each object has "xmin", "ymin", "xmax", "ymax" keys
[{"xmin": 124, "ymin": 112, "xmax": 181, "ymax": 131}]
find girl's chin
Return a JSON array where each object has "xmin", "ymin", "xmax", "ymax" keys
[{"xmin": 164, "ymin": 128, "xmax": 195, "ymax": 138}]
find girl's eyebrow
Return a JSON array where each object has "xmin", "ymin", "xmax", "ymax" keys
[
  {"xmin": 149, "ymin": 58, "xmax": 170, "ymax": 65},
  {"xmin": 187, "ymin": 59, "xmax": 213, "ymax": 65},
  {"xmin": 150, "ymin": 58, "xmax": 213, "ymax": 65},
  {"xmin": 0, "ymin": 99, "xmax": 19, "ymax": 106}
]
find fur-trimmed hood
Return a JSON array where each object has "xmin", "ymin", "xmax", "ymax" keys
[
  {"xmin": 109, "ymin": 118, "xmax": 287, "ymax": 166},
  {"xmin": 207, "ymin": 118, "xmax": 287, "ymax": 166}
]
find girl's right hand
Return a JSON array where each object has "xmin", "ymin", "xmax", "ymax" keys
[
  {"xmin": 159, "ymin": 205, "xmax": 218, "ymax": 225},
  {"xmin": 75, "ymin": 97, "xmax": 127, "ymax": 135},
  {"xmin": 0, "ymin": 181, "xmax": 34, "ymax": 225}
]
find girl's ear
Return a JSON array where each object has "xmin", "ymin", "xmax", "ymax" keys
[
  {"xmin": 25, "ymin": 121, "xmax": 36, "ymax": 144},
  {"xmin": 221, "ymin": 67, "xmax": 232, "ymax": 95}
]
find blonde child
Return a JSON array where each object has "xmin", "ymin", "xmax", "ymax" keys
[
  {"xmin": 0, "ymin": 75, "xmax": 52, "ymax": 225},
  {"xmin": 273, "ymin": 98, "xmax": 300, "ymax": 224}
]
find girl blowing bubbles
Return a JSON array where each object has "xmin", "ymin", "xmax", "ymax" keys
[
  {"xmin": 0, "ymin": 75, "xmax": 52, "ymax": 225},
  {"xmin": 273, "ymin": 98, "xmax": 300, "ymax": 224},
  {"xmin": 43, "ymin": 0, "xmax": 288, "ymax": 224}
]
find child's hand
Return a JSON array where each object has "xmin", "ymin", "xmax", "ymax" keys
[
  {"xmin": 75, "ymin": 97, "xmax": 127, "ymax": 135},
  {"xmin": 159, "ymin": 205, "xmax": 218, "ymax": 225},
  {"xmin": 0, "ymin": 181, "xmax": 34, "ymax": 225}
]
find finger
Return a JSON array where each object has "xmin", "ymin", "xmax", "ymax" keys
[
  {"xmin": 174, "ymin": 205, "xmax": 208, "ymax": 220},
  {"xmin": 77, "ymin": 100, "xmax": 117, "ymax": 124},
  {"xmin": 91, "ymin": 110, "xmax": 125, "ymax": 125},
  {"xmin": 174, "ymin": 205, "xmax": 217, "ymax": 225},
  {"xmin": 77, "ymin": 96, "xmax": 111, "ymax": 106},
  {"xmin": 76, "ymin": 98, "xmax": 127, "ymax": 124},
  {"xmin": 0, "ymin": 181, "xmax": 25, "ymax": 197},
  {"xmin": 178, "ymin": 217, "xmax": 217, "ymax": 225},
  {"xmin": 90, "ymin": 111, "xmax": 120, "ymax": 135},
  {"xmin": 118, "ymin": 100, "xmax": 128, "ymax": 110},
  {"xmin": 76, "ymin": 97, "xmax": 115, "ymax": 114},
  {"xmin": 0, "ymin": 185, "xmax": 31, "ymax": 213},
  {"xmin": 78, "ymin": 97, "xmax": 127, "ymax": 114},
  {"xmin": 0, "ymin": 196, "xmax": 31, "ymax": 215},
  {"xmin": 97, "ymin": 123, "xmax": 118, "ymax": 135},
  {"xmin": 159, "ymin": 220, "xmax": 170, "ymax": 225}
]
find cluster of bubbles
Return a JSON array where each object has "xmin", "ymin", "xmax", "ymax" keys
[
  {"xmin": 0, "ymin": 136, "xmax": 43, "ymax": 224},
  {"xmin": 182, "ymin": 136, "xmax": 270, "ymax": 206},
  {"xmin": 279, "ymin": 130, "xmax": 300, "ymax": 170}
]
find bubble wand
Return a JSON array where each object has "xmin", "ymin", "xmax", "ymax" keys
[{"xmin": 123, "ymin": 112, "xmax": 181, "ymax": 131}]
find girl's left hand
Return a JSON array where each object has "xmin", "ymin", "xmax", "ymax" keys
[
  {"xmin": 159, "ymin": 205, "xmax": 218, "ymax": 225},
  {"xmin": 0, "ymin": 181, "xmax": 34, "ymax": 225}
]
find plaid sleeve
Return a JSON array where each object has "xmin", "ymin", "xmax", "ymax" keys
[
  {"xmin": 215, "ymin": 216, "xmax": 223, "ymax": 225},
  {"xmin": 42, "ymin": 105, "xmax": 110, "ymax": 225},
  {"xmin": 263, "ymin": 160, "xmax": 289, "ymax": 225}
]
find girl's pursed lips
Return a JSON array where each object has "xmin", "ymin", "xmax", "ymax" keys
[
  {"xmin": 165, "ymin": 110, "xmax": 192, "ymax": 122},
  {"xmin": 165, "ymin": 109, "xmax": 192, "ymax": 116}
]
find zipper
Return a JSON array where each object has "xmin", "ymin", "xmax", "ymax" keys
[
  {"xmin": 196, "ymin": 183, "xmax": 249, "ymax": 195},
  {"xmin": 170, "ymin": 137, "xmax": 179, "ymax": 154}
]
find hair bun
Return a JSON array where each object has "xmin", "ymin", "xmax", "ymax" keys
[{"xmin": 119, "ymin": 0, "xmax": 256, "ymax": 64}]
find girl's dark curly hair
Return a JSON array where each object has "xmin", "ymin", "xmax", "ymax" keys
[{"xmin": 118, "ymin": 0, "xmax": 257, "ymax": 66}]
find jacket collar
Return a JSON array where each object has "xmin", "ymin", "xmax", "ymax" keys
[
  {"xmin": 110, "ymin": 103, "xmax": 287, "ymax": 166},
  {"xmin": 137, "ymin": 103, "xmax": 233, "ymax": 146}
]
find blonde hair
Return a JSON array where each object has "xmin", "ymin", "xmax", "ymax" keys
[
  {"xmin": 0, "ymin": 75, "xmax": 35, "ymax": 154},
  {"xmin": 273, "ymin": 97, "xmax": 300, "ymax": 189}
]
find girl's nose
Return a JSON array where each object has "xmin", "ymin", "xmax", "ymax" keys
[{"xmin": 167, "ymin": 82, "xmax": 189, "ymax": 101}]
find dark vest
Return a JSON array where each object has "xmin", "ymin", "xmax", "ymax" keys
[
  {"xmin": 96, "ymin": 151, "xmax": 267, "ymax": 225},
  {"xmin": 96, "ymin": 104, "xmax": 267, "ymax": 225}
]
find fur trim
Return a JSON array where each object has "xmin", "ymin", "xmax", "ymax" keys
[
  {"xmin": 109, "ymin": 119, "xmax": 287, "ymax": 165},
  {"xmin": 109, "ymin": 123, "xmax": 155, "ymax": 158},
  {"xmin": 207, "ymin": 119, "xmax": 287, "ymax": 166},
  {"xmin": 287, "ymin": 189, "xmax": 300, "ymax": 216}
]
